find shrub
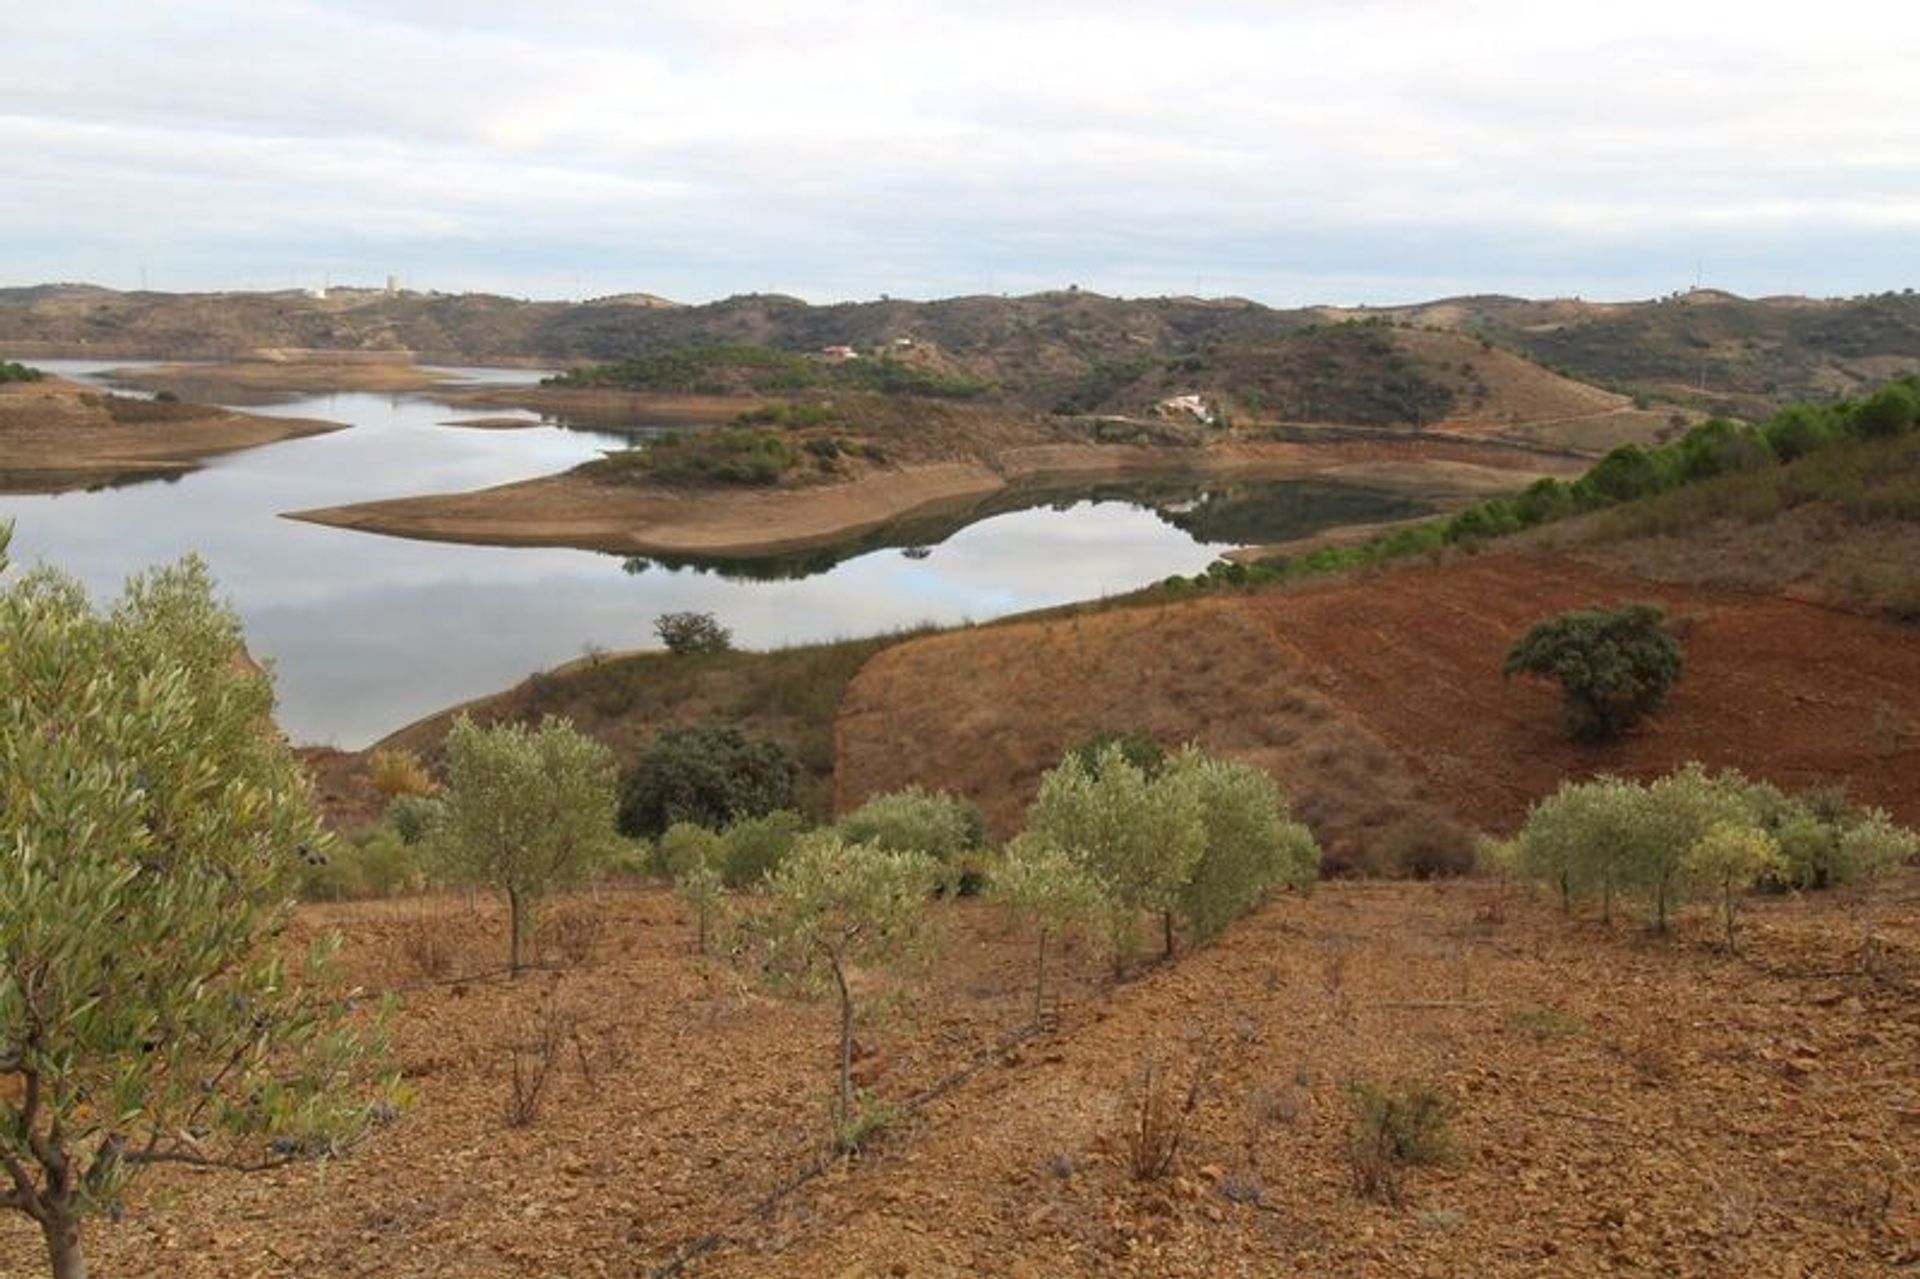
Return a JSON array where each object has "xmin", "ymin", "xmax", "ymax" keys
[
  {"xmin": 719, "ymin": 808, "xmax": 808, "ymax": 888},
  {"xmin": 656, "ymin": 821, "xmax": 725, "ymax": 879},
  {"xmin": 386, "ymin": 792, "xmax": 447, "ymax": 846},
  {"xmin": 0, "ymin": 360, "xmax": 44, "ymax": 383},
  {"xmin": 1853, "ymin": 384, "xmax": 1920, "ymax": 438},
  {"xmin": 617, "ymin": 722, "xmax": 799, "ymax": 837},
  {"xmin": 538, "ymin": 900, "xmax": 607, "ymax": 968},
  {"xmin": 836, "ymin": 786, "xmax": 987, "ymax": 891},
  {"xmin": 297, "ymin": 826, "xmax": 420, "ymax": 900},
  {"xmin": 1122, "ymin": 1058, "xmax": 1206, "ymax": 1182},
  {"xmin": 585, "ymin": 428, "xmax": 798, "ymax": 486},
  {"xmin": 366, "ymin": 746, "xmax": 435, "ymax": 800},
  {"xmin": 675, "ymin": 857, "xmax": 726, "ymax": 955},
  {"xmin": 1503, "ymin": 603, "xmax": 1684, "ymax": 742},
  {"xmin": 1366, "ymin": 816, "xmax": 1478, "ymax": 879},
  {"xmin": 654, "ymin": 610, "xmax": 733, "ymax": 655},
  {"xmin": 1351, "ymin": 1075, "xmax": 1451, "ymax": 1167}
]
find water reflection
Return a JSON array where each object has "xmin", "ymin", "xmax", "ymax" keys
[{"xmin": 0, "ymin": 371, "xmax": 1428, "ymax": 748}]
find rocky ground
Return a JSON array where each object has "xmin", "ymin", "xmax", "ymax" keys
[{"xmin": 5, "ymin": 874, "xmax": 1913, "ymax": 1278}]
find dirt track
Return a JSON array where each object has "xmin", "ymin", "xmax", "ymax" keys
[{"xmin": 836, "ymin": 555, "xmax": 1920, "ymax": 842}]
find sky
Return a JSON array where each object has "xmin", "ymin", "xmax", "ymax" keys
[{"xmin": 3, "ymin": 1, "xmax": 1917, "ymax": 307}]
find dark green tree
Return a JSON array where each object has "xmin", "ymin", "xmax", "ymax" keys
[
  {"xmin": 1503, "ymin": 604, "xmax": 1684, "ymax": 742},
  {"xmin": 617, "ymin": 722, "xmax": 799, "ymax": 837}
]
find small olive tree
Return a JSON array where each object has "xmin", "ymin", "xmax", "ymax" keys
[
  {"xmin": 992, "ymin": 834, "xmax": 1111, "ymax": 1023},
  {"xmin": 1683, "ymin": 823, "xmax": 1784, "ymax": 952},
  {"xmin": 751, "ymin": 834, "xmax": 940, "ymax": 1143},
  {"xmin": 1025, "ymin": 743, "xmax": 1205, "ymax": 961},
  {"xmin": 1840, "ymin": 810, "xmax": 1919, "ymax": 969},
  {"xmin": 1504, "ymin": 603, "xmax": 1684, "ymax": 742},
  {"xmin": 1163, "ymin": 749, "xmax": 1319, "ymax": 944},
  {"xmin": 434, "ymin": 715, "xmax": 621, "ymax": 973},
  {"xmin": 1, "ymin": 551, "xmax": 393, "ymax": 1279}
]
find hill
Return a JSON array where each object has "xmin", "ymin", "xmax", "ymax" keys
[
  {"xmin": 1338, "ymin": 289, "xmax": 1920, "ymax": 417},
  {"xmin": 834, "ymin": 555, "xmax": 1920, "ymax": 860},
  {"xmin": 6, "ymin": 284, "xmax": 1914, "ymax": 419}
]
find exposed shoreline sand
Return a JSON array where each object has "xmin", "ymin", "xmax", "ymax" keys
[{"xmin": 287, "ymin": 438, "xmax": 1570, "ymax": 560}]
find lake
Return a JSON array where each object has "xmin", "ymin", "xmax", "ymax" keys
[{"xmin": 0, "ymin": 364, "xmax": 1427, "ymax": 746}]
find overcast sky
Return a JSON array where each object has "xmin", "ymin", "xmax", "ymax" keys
[{"xmin": 3, "ymin": 2, "xmax": 1916, "ymax": 306}]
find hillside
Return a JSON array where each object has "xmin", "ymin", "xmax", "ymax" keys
[
  {"xmin": 6, "ymin": 284, "xmax": 1913, "ymax": 420},
  {"xmin": 1339, "ymin": 290, "xmax": 1920, "ymax": 417},
  {"xmin": 835, "ymin": 556, "xmax": 1920, "ymax": 856}
]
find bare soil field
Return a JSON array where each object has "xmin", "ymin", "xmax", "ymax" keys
[
  {"xmin": 7, "ymin": 876, "xmax": 1914, "ymax": 1277},
  {"xmin": 837, "ymin": 555, "xmax": 1920, "ymax": 844},
  {"xmin": 0, "ymin": 379, "xmax": 342, "ymax": 493}
]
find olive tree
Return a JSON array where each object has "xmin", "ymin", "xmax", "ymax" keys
[
  {"xmin": 1504, "ymin": 603, "xmax": 1684, "ymax": 742},
  {"xmin": 1024, "ymin": 743, "xmax": 1205, "ymax": 961},
  {"xmin": 434, "ymin": 714, "xmax": 621, "ymax": 973},
  {"xmin": 1163, "ymin": 749, "xmax": 1318, "ymax": 944},
  {"xmin": 1513, "ymin": 777, "xmax": 1640, "ymax": 918},
  {"xmin": 992, "ymin": 834, "xmax": 1110, "ymax": 1023},
  {"xmin": 1, "ymin": 551, "xmax": 393, "ymax": 1279},
  {"xmin": 1840, "ymin": 810, "xmax": 1919, "ymax": 968},
  {"xmin": 1683, "ymin": 823, "xmax": 1784, "ymax": 952},
  {"xmin": 751, "ymin": 834, "xmax": 939, "ymax": 1142}
]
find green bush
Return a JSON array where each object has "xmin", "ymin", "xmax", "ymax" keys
[
  {"xmin": 1166, "ymin": 751, "xmax": 1318, "ymax": 943},
  {"xmin": 719, "ymin": 809, "xmax": 808, "ymax": 889},
  {"xmin": 1853, "ymin": 383, "xmax": 1920, "ymax": 438},
  {"xmin": 297, "ymin": 827, "xmax": 420, "ymax": 900},
  {"xmin": 656, "ymin": 821, "xmax": 725, "ymax": 879},
  {"xmin": 617, "ymin": 722, "xmax": 800, "ymax": 837},
  {"xmin": 1503, "ymin": 603, "xmax": 1683, "ymax": 742},
  {"xmin": 0, "ymin": 360, "xmax": 44, "ymax": 383},
  {"xmin": 385, "ymin": 793, "xmax": 447, "ymax": 846},
  {"xmin": 836, "ymin": 786, "xmax": 987, "ymax": 891}
]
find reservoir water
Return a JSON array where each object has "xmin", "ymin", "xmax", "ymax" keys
[{"xmin": 0, "ymin": 364, "xmax": 1426, "ymax": 746}]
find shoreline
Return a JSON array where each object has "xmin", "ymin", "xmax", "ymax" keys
[
  {"xmin": 286, "ymin": 438, "xmax": 1572, "ymax": 561},
  {"xmin": 0, "ymin": 378, "xmax": 345, "ymax": 495}
]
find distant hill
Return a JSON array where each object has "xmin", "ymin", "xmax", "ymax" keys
[
  {"xmin": 2, "ymin": 284, "xmax": 1915, "ymax": 417},
  {"xmin": 1335, "ymin": 289, "xmax": 1920, "ymax": 416}
]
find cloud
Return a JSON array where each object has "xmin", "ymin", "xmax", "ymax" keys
[{"xmin": 3, "ymin": 0, "xmax": 1916, "ymax": 302}]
